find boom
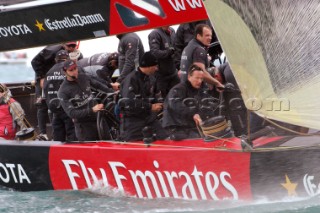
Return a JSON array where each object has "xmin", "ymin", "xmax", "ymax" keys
[{"xmin": 0, "ymin": 0, "xmax": 208, "ymax": 51}]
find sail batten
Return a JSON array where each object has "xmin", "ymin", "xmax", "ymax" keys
[{"xmin": 204, "ymin": 0, "xmax": 320, "ymax": 129}]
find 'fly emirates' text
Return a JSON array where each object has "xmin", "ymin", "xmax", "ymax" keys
[{"xmin": 63, "ymin": 160, "xmax": 239, "ymax": 200}]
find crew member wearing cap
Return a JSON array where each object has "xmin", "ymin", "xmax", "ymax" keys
[
  {"xmin": 31, "ymin": 41, "xmax": 83, "ymax": 140},
  {"xmin": 58, "ymin": 60, "xmax": 114, "ymax": 141},
  {"xmin": 43, "ymin": 50, "xmax": 76, "ymax": 142},
  {"xmin": 119, "ymin": 51, "xmax": 167, "ymax": 142},
  {"xmin": 162, "ymin": 64, "xmax": 216, "ymax": 140},
  {"xmin": 65, "ymin": 41, "xmax": 83, "ymax": 61}
]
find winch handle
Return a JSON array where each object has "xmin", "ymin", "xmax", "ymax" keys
[{"xmin": 222, "ymin": 83, "xmax": 240, "ymax": 93}]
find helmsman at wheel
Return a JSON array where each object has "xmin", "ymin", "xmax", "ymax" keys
[{"xmin": 58, "ymin": 60, "xmax": 114, "ymax": 141}]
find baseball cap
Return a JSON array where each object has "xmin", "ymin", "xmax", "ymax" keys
[
  {"xmin": 63, "ymin": 60, "xmax": 77, "ymax": 71},
  {"xmin": 55, "ymin": 50, "xmax": 69, "ymax": 61}
]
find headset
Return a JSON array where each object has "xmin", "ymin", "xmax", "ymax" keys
[{"xmin": 67, "ymin": 74, "xmax": 77, "ymax": 80}]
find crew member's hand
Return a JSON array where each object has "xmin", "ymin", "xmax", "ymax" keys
[
  {"xmin": 40, "ymin": 78, "xmax": 45, "ymax": 88},
  {"xmin": 193, "ymin": 114, "xmax": 202, "ymax": 126},
  {"xmin": 207, "ymin": 54, "xmax": 212, "ymax": 62},
  {"xmin": 151, "ymin": 103, "xmax": 163, "ymax": 112},
  {"xmin": 92, "ymin": 103, "xmax": 104, "ymax": 113},
  {"xmin": 216, "ymin": 82, "xmax": 225, "ymax": 92},
  {"xmin": 111, "ymin": 82, "xmax": 120, "ymax": 91},
  {"xmin": 168, "ymin": 46, "xmax": 175, "ymax": 56}
]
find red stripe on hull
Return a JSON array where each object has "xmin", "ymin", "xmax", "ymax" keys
[{"xmin": 49, "ymin": 141, "xmax": 252, "ymax": 200}]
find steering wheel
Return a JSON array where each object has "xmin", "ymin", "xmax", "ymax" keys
[{"xmin": 97, "ymin": 111, "xmax": 112, "ymax": 140}]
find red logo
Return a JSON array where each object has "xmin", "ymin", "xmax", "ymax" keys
[
  {"xmin": 110, "ymin": 0, "xmax": 208, "ymax": 35},
  {"xmin": 49, "ymin": 143, "xmax": 252, "ymax": 200}
]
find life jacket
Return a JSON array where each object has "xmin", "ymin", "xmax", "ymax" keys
[{"xmin": 0, "ymin": 98, "xmax": 16, "ymax": 140}]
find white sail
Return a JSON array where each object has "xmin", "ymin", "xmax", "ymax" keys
[{"xmin": 203, "ymin": 0, "xmax": 320, "ymax": 129}]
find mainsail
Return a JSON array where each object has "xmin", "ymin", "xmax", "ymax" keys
[{"xmin": 204, "ymin": 0, "xmax": 320, "ymax": 130}]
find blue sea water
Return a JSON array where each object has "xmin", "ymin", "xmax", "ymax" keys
[{"xmin": 0, "ymin": 64, "xmax": 34, "ymax": 84}]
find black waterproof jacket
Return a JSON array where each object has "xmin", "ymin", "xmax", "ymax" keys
[
  {"xmin": 117, "ymin": 33, "xmax": 145, "ymax": 83},
  {"xmin": 219, "ymin": 63, "xmax": 247, "ymax": 136},
  {"xmin": 31, "ymin": 44, "xmax": 64, "ymax": 79},
  {"xmin": 77, "ymin": 52, "xmax": 115, "ymax": 85},
  {"xmin": 180, "ymin": 39, "xmax": 209, "ymax": 81},
  {"xmin": 119, "ymin": 68, "xmax": 158, "ymax": 118},
  {"xmin": 148, "ymin": 27, "xmax": 176, "ymax": 77},
  {"xmin": 58, "ymin": 72, "xmax": 113, "ymax": 123},
  {"xmin": 31, "ymin": 44, "xmax": 83, "ymax": 79},
  {"xmin": 163, "ymin": 81, "xmax": 216, "ymax": 129},
  {"xmin": 43, "ymin": 62, "xmax": 65, "ymax": 113},
  {"xmin": 174, "ymin": 20, "xmax": 217, "ymax": 69}
]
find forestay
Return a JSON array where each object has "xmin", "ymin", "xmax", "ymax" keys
[{"xmin": 204, "ymin": 0, "xmax": 320, "ymax": 129}]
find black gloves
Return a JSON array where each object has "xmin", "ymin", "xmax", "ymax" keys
[{"xmin": 168, "ymin": 46, "xmax": 175, "ymax": 56}]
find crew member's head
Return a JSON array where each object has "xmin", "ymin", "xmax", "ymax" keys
[
  {"xmin": 107, "ymin": 52, "xmax": 119, "ymax": 70},
  {"xmin": 0, "ymin": 83, "xmax": 10, "ymax": 103},
  {"xmin": 161, "ymin": 26, "xmax": 172, "ymax": 35},
  {"xmin": 188, "ymin": 64, "xmax": 204, "ymax": 89},
  {"xmin": 55, "ymin": 50, "xmax": 69, "ymax": 63},
  {"xmin": 0, "ymin": 83, "xmax": 7, "ymax": 93},
  {"xmin": 139, "ymin": 51, "xmax": 158, "ymax": 75},
  {"xmin": 64, "ymin": 41, "xmax": 77, "ymax": 53},
  {"xmin": 195, "ymin": 24, "xmax": 212, "ymax": 47},
  {"xmin": 62, "ymin": 60, "xmax": 79, "ymax": 81}
]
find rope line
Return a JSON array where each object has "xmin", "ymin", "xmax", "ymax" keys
[
  {"xmin": 263, "ymin": 116, "xmax": 320, "ymax": 137},
  {"xmin": 99, "ymin": 140, "xmax": 320, "ymax": 152}
]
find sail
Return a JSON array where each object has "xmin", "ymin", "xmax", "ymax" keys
[
  {"xmin": 203, "ymin": 0, "xmax": 320, "ymax": 130},
  {"xmin": 0, "ymin": 0, "xmax": 208, "ymax": 51}
]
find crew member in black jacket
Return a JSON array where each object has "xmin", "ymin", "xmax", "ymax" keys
[
  {"xmin": 163, "ymin": 64, "xmax": 216, "ymax": 140},
  {"xmin": 31, "ymin": 42, "xmax": 83, "ymax": 140},
  {"xmin": 58, "ymin": 60, "xmax": 114, "ymax": 141},
  {"xmin": 174, "ymin": 20, "xmax": 217, "ymax": 69},
  {"xmin": 119, "ymin": 51, "xmax": 167, "ymax": 141},
  {"xmin": 115, "ymin": 33, "xmax": 145, "ymax": 84},
  {"xmin": 148, "ymin": 26, "xmax": 179, "ymax": 98},
  {"xmin": 43, "ymin": 50, "xmax": 76, "ymax": 142},
  {"xmin": 77, "ymin": 52, "xmax": 120, "ymax": 90},
  {"xmin": 180, "ymin": 24, "xmax": 223, "ymax": 89}
]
